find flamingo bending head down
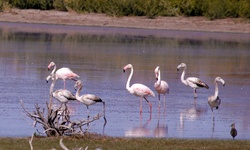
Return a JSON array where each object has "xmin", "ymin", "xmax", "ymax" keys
[{"xmin": 47, "ymin": 61, "xmax": 80, "ymax": 90}]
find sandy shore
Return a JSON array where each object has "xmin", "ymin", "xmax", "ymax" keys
[{"xmin": 0, "ymin": 8, "xmax": 249, "ymax": 34}]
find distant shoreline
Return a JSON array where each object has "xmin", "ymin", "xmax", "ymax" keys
[{"xmin": 0, "ymin": 8, "xmax": 249, "ymax": 34}]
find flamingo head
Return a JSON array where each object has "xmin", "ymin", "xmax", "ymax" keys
[
  {"xmin": 48, "ymin": 62, "xmax": 55, "ymax": 71},
  {"xmin": 177, "ymin": 63, "xmax": 186, "ymax": 71},
  {"xmin": 123, "ymin": 64, "xmax": 133, "ymax": 73},
  {"xmin": 74, "ymin": 80, "xmax": 83, "ymax": 91},
  {"xmin": 154, "ymin": 66, "xmax": 160, "ymax": 80},
  {"xmin": 215, "ymin": 77, "xmax": 225, "ymax": 86},
  {"xmin": 46, "ymin": 73, "xmax": 54, "ymax": 83}
]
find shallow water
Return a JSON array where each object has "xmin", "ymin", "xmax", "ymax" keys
[{"xmin": 0, "ymin": 22, "xmax": 250, "ymax": 139}]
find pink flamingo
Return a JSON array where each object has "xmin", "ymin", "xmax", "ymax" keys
[
  {"xmin": 154, "ymin": 66, "xmax": 169, "ymax": 110},
  {"xmin": 123, "ymin": 64, "xmax": 155, "ymax": 114},
  {"xmin": 47, "ymin": 62, "xmax": 79, "ymax": 90}
]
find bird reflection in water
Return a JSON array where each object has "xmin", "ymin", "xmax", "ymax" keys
[
  {"xmin": 125, "ymin": 113, "xmax": 152, "ymax": 137},
  {"xmin": 179, "ymin": 98, "xmax": 206, "ymax": 130},
  {"xmin": 154, "ymin": 106, "xmax": 168, "ymax": 137}
]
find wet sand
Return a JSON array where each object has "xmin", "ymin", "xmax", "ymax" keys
[{"xmin": 0, "ymin": 8, "xmax": 249, "ymax": 34}]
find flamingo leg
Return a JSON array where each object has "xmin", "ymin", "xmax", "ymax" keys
[
  {"xmin": 211, "ymin": 108, "xmax": 214, "ymax": 118},
  {"xmin": 64, "ymin": 80, "xmax": 66, "ymax": 90},
  {"xmin": 158, "ymin": 94, "xmax": 161, "ymax": 115},
  {"xmin": 163, "ymin": 94, "xmax": 166, "ymax": 114},
  {"xmin": 87, "ymin": 106, "xmax": 90, "ymax": 119},
  {"xmin": 194, "ymin": 89, "xmax": 197, "ymax": 98},
  {"xmin": 140, "ymin": 97, "xmax": 143, "ymax": 114},
  {"xmin": 144, "ymin": 97, "xmax": 152, "ymax": 113},
  {"xmin": 158, "ymin": 94, "xmax": 161, "ymax": 109}
]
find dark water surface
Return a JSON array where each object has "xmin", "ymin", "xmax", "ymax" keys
[{"xmin": 0, "ymin": 22, "xmax": 250, "ymax": 139}]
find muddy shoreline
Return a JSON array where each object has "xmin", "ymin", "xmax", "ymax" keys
[{"xmin": 0, "ymin": 8, "xmax": 249, "ymax": 34}]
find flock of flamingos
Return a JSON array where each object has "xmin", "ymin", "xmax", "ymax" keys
[{"xmin": 46, "ymin": 61, "xmax": 237, "ymax": 139}]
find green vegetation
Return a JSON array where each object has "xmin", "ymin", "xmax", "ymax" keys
[
  {"xmin": 0, "ymin": 0, "xmax": 249, "ymax": 19},
  {"xmin": 0, "ymin": 134, "xmax": 250, "ymax": 150}
]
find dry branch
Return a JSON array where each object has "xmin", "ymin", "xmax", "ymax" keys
[{"xmin": 20, "ymin": 99, "xmax": 106, "ymax": 137}]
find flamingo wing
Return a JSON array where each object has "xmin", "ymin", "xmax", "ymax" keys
[
  {"xmin": 56, "ymin": 67, "xmax": 80, "ymax": 80},
  {"xmin": 155, "ymin": 81, "xmax": 170, "ymax": 94},
  {"xmin": 78, "ymin": 94, "xmax": 102, "ymax": 106},
  {"xmin": 61, "ymin": 90, "xmax": 76, "ymax": 100},
  {"xmin": 187, "ymin": 77, "xmax": 209, "ymax": 89},
  {"xmin": 131, "ymin": 84, "xmax": 155, "ymax": 97}
]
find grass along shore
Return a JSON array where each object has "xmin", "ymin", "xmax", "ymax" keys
[{"xmin": 0, "ymin": 134, "xmax": 250, "ymax": 150}]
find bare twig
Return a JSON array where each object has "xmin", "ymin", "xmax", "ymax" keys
[
  {"xmin": 20, "ymin": 98, "xmax": 106, "ymax": 137},
  {"xmin": 29, "ymin": 131, "xmax": 35, "ymax": 150},
  {"xmin": 60, "ymin": 139, "xmax": 69, "ymax": 150}
]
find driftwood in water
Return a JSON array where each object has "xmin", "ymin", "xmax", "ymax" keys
[{"xmin": 20, "ymin": 99, "xmax": 105, "ymax": 137}]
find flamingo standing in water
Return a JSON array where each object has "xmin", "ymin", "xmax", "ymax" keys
[
  {"xmin": 47, "ymin": 62, "xmax": 79, "ymax": 90},
  {"xmin": 154, "ymin": 66, "xmax": 169, "ymax": 110},
  {"xmin": 46, "ymin": 73, "xmax": 76, "ymax": 107},
  {"xmin": 208, "ymin": 77, "xmax": 225, "ymax": 117},
  {"xmin": 177, "ymin": 63, "xmax": 209, "ymax": 97},
  {"xmin": 123, "ymin": 64, "xmax": 155, "ymax": 114},
  {"xmin": 74, "ymin": 80, "xmax": 105, "ymax": 118}
]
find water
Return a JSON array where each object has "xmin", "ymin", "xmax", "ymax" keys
[{"xmin": 0, "ymin": 22, "xmax": 250, "ymax": 139}]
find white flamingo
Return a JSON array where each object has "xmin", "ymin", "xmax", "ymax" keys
[
  {"xmin": 48, "ymin": 62, "xmax": 79, "ymax": 90},
  {"xmin": 46, "ymin": 73, "xmax": 76, "ymax": 106},
  {"xmin": 74, "ymin": 80, "xmax": 105, "ymax": 118},
  {"xmin": 208, "ymin": 77, "xmax": 225, "ymax": 117},
  {"xmin": 154, "ymin": 66, "xmax": 170, "ymax": 110},
  {"xmin": 177, "ymin": 63, "xmax": 209, "ymax": 97},
  {"xmin": 123, "ymin": 64, "xmax": 155, "ymax": 114}
]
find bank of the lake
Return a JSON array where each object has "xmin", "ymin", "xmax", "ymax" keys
[
  {"xmin": 0, "ymin": 135, "xmax": 249, "ymax": 150},
  {"xmin": 0, "ymin": 8, "xmax": 249, "ymax": 34}
]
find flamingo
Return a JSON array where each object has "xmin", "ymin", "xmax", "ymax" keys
[
  {"xmin": 208, "ymin": 77, "xmax": 225, "ymax": 117},
  {"xmin": 47, "ymin": 62, "xmax": 79, "ymax": 90},
  {"xmin": 74, "ymin": 80, "xmax": 105, "ymax": 118},
  {"xmin": 123, "ymin": 64, "xmax": 155, "ymax": 114},
  {"xmin": 46, "ymin": 73, "xmax": 76, "ymax": 107},
  {"xmin": 177, "ymin": 63, "xmax": 209, "ymax": 97},
  {"xmin": 154, "ymin": 66, "xmax": 170, "ymax": 110}
]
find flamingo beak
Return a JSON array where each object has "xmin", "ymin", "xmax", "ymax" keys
[
  {"xmin": 46, "ymin": 75, "xmax": 51, "ymax": 83},
  {"xmin": 123, "ymin": 69, "xmax": 125, "ymax": 73},
  {"xmin": 156, "ymin": 78, "xmax": 158, "ymax": 81},
  {"xmin": 48, "ymin": 68, "xmax": 50, "ymax": 71}
]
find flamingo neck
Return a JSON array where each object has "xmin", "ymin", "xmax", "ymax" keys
[
  {"xmin": 76, "ymin": 84, "xmax": 83, "ymax": 100},
  {"xmin": 51, "ymin": 64, "xmax": 56, "ymax": 74},
  {"xmin": 181, "ymin": 67, "xmax": 188, "ymax": 86},
  {"xmin": 50, "ymin": 74, "xmax": 56, "ymax": 97},
  {"xmin": 126, "ymin": 67, "xmax": 133, "ymax": 93},
  {"xmin": 156, "ymin": 70, "xmax": 161, "ymax": 86},
  {"xmin": 214, "ymin": 80, "xmax": 219, "ymax": 99}
]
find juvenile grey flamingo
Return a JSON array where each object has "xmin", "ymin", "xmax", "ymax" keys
[
  {"xmin": 177, "ymin": 63, "xmax": 209, "ymax": 97},
  {"xmin": 208, "ymin": 77, "xmax": 225, "ymax": 117}
]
